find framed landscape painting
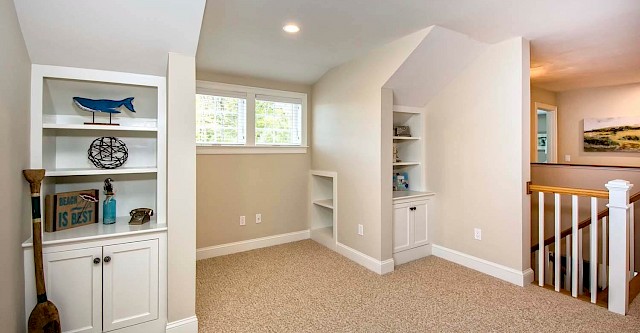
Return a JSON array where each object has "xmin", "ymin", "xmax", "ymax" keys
[{"xmin": 584, "ymin": 116, "xmax": 640, "ymax": 152}]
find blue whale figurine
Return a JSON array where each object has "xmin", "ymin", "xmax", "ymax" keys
[{"xmin": 73, "ymin": 97, "xmax": 136, "ymax": 114}]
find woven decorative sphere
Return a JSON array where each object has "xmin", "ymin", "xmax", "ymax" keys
[{"xmin": 88, "ymin": 137, "xmax": 128, "ymax": 169}]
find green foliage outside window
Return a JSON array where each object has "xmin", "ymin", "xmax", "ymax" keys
[
  {"xmin": 196, "ymin": 94, "xmax": 245, "ymax": 144},
  {"xmin": 255, "ymin": 100, "xmax": 301, "ymax": 145}
]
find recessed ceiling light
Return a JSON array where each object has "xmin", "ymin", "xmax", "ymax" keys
[{"xmin": 283, "ymin": 24, "xmax": 300, "ymax": 33}]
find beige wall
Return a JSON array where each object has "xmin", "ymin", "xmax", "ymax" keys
[
  {"xmin": 196, "ymin": 154, "xmax": 310, "ymax": 247},
  {"xmin": 312, "ymin": 29, "xmax": 428, "ymax": 261},
  {"xmin": 530, "ymin": 86, "xmax": 557, "ymax": 161},
  {"xmin": 0, "ymin": 0, "xmax": 31, "ymax": 330},
  {"xmin": 556, "ymin": 83, "xmax": 640, "ymax": 167},
  {"xmin": 167, "ymin": 53, "xmax": 197, "ymax": 323},
  {"xmin": 426, "ymin": 37, "xmax": 531, "ymax": 271},
  {"xmin": 195, "ymin": 72, "xmax": 312, "ymax": 248}
]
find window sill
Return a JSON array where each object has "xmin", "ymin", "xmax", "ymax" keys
[{"xmin": 196, "ymin": 145, "xmax": 308, "ymax": 155}]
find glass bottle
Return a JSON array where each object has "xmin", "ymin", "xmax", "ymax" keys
[{"xmin": 103, "ymin": 178, "xmax": 116, "ymax": 225}]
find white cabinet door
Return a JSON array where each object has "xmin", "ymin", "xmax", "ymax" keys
[
  {"xmin": 43, "ymin": 247, "xmax": 102, "ymax": 333},
  {"xmin": 393, "ymin": 203, "xmax": 412, "ymax": 253},
  {"xmin": 103, "ymin": 239, "xmax": 159, "ymax": 332},
  {"xmin": 412, "ymin": 201, "xmax": 429, "ymax": 247}
]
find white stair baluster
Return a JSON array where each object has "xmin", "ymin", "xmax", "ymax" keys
[
  {"xmin": 572, "ymin": 195, "xmax": 579, "ymax": 297},
  {"xmin": 590, "ymin": 197, "xmax": 598, "ymax": 303},
  {"xmin": 539, "ymin": 192, "xmax": 545, "ymax": 286},
  {"xmin": 555, "ymin": 193, "xmax": 561, "ymax": 291},
  {"xmin": 566, "ymin": 235, "xmax": 571, "ymax": 292},
  {"xmin": 579, "ymin": 228, "xmax": 584, "ymax": 295},
  {"xmin": 630, "ymin": 202, "xmax": 635, "ymax": 280},
  {"xmin": 601, "ymin": 217, "xmax": 608, "ymax": 289}
]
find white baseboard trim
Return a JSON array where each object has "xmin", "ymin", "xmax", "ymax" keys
[
  {"xmin": 336, "ymin": 242, "xmax": 395, "ymax": 275},
  {"xmin": 166, "ymin": 316, "xmax": 198, "ymax": 333},
  {"xmin": 393, "ymin": 244, "xmax": 432, "ymax": 266},
  {"xmin": 196, "ymin": 230, "xmax": 310, "ymax": 260},
  {"xmin": 432, "ymin": 244, "xmax": 532, "ymax": 287}
]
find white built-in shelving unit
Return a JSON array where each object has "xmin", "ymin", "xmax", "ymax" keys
[
  {"xmin": 30, "ymin": 65, "xmax": 166, "ymax": 229},
  {"xmin": 23, "ymin": 65, "xmax": 168, "ymax": 332},
  {"xmin": 310, "ymin": 170, "xmax": 338, "ymax": 250},
  {"xmin": 391, "ymin": 104, "xmax": 435, "ymax": 266},
  {"xmin": 392, "ymin": 105, "xmax": 426, "ymax": 193}
]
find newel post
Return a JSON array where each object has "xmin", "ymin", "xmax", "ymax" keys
[{"xmin": 606, "ymin": 179, "xmax": 633, "ymax": 315}]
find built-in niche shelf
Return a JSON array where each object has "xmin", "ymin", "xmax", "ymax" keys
[
  {"xmin": 46, "ymin": 166, "xmax": 158, "ymax": 177},
  {"xmin": 310, "ymin": 170, "xmax": 337, "ymax": 251},
  {"xmin": 313, "ymin": 199, "xmax": 334, "ymax": 210},
  {"xmin": 393, "ymin": 190, "xmax": 435, "ymax": 201},
  {"xmin": 392, "ymin": 105, "xmax": 425, "ymax": 192},
  {"xmin": 43, "ymin": 123, "xmax": 158, "ymax": 132},
  {"xmin": 22, "ymin": 217, "xmax": 165, "ymax": 247},
  {"xmin": 393, "ymin": 162, "xmax": 420, "ymax": 167}
]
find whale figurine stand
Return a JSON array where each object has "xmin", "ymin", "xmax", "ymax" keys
[{"xmin": 73, "ymin": 97, "xmax": 136, "ymax": 126}]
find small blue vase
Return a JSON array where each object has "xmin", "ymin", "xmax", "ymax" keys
[{"xmin": 103, "ymin": 195, "xmax": 116, "ymax": 225}]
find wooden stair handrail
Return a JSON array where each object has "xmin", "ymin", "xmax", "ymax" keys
[
  {"xmin": 531, "ymin": 191, "xmax": 640, "ymax": 252},
  {"xmin": 527, "ymin": 183, "xmax": 609, "ymax": 199}
]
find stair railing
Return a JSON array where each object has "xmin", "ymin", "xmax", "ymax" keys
[{"xmin": 528, "ymin": 180, "xmax": 633, "ymax": 315}]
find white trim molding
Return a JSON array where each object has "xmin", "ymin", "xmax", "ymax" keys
[
  {"xmin": 197, "ymin": 145, "xmax": 308, "ymax": 155},
  {"xmin": 393, "ymin": 244, "xmax": 432, "ymax": 266},
  {"xmin": 166, "ymin": 316, "xmax": 198, "ymax": 333},
  {"xmin": 336, "ymin": 242, "xmax": 395, "ymax": 275},
  {"xmin": 432, "ymin": 244, "xmax": 534, "ymax": 286},
  {"xmin": 196, "ymin": 230, "xmax": 310, "ymax": 260}
]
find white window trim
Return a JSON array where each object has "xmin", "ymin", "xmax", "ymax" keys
[{"xmin": 196, "ymin": 81, "xmax": 308, "ymax": 155}]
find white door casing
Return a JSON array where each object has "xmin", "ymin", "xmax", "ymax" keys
[{"xmin": 534, "ymin": 102, "xmax": 558, "ymax": 163}]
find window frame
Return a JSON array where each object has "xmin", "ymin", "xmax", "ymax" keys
[{"xmin": 196, "ymin": 81, "xmax": 308, "ymax": 155}]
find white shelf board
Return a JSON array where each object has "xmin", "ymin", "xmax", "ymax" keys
[
  {"xmin": 46, "ymin": 166, "xmax": 158, "ymax": 177},
  {"xmin": 393, "ymin": 136, "xmax": 420, "ymax": 140},
  {"xmin": 43, "ymin": 123, "xmax": 158, "ymax": 132},
  {"xmin": 393, "ymin": 162, "xmax": 420, "ymax": 167},
  {"xmin": 22, "ymin": 216, "xmax": 166, "ymax": 247},
  {"xmin": 393, "ymin": 191, "xmax": 436, "ymax": 201},
  {"xmin": 313, "ymin": 199, "xmax": 334, "ymax": 210}
]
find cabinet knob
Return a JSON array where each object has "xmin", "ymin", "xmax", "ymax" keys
[
  {"xmin": 104, "ymin": 256, "xmax": 111, "ymax": 263},
  {"xmin": 93, "ymin": 257, "xmax": 101, "ymax": 265}
]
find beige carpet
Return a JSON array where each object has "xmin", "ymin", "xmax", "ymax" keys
[{"xmin": 196, "ymin": 240, "xmax": 640, "ymax": 332}]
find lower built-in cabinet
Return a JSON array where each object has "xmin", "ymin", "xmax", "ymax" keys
[
  {"xmin": 393, "ymin": 200, "xmax": 428, "ymax": 252},
  {"xmin": 23, "ymin": 230, "xmax": 166, "ymax": 333},
  {"xmin": 392, "ymin": 192, "xmax": 434, "ymax": 265}
]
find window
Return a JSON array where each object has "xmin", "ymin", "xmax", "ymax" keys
[
  {"xmin": 196, "ymin": 81, "xmax": 307, "ymax": 154},
  {"xmin": 195, "ymin": 91, "xmax": 246, "ymax": 145},
  {"xmin": 255, "ymin": 95, "xmax": 302, "ymax": 146}
]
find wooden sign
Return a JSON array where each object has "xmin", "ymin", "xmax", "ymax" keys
[{"xmin": 45, "ymin": 189, "xmax": 99, "ymax": 232}]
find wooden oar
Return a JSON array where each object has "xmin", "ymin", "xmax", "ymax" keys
[{"xmin": 23, "ymin": 169, "xmax": 61, "ymax": 333}]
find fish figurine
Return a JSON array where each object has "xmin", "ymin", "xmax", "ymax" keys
[
  {"xmin": 73, "ymin": 97, "xmax": 136, "ymax": 114},
  {"xmin": 73, "ymin": 97, "xmax": 135, "ymax": 126}
]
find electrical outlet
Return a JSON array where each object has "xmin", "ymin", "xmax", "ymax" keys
[
  {"xmin": 474, "ymin": 228, "xmax": 481, "ymax": 240},
  {"xmin": 240, "ymin": 216, "xmax": 246, "ymax": 226},
  {"xmin": 358, "ymin": 224, "xmax": 364, "ymax": 236},
  {"xmin": 256, "ymin": 213, "xmax": 262, "ymax": 224},
  {"xmin": 565, "ymin": 154, "xmax": 571, "ymax": 162}
]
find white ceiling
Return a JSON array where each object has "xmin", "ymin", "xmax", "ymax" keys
[
  {"xmin": 384, "ymin": 26, "xmax": 486, "ymax": 107},
  {"xmin": 197, "ymin": 0, "xmax": 640, "ymax": 91},
  {"xmin": 14, "ymin": 0, "xmax": 206, "ymax": 76}
]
